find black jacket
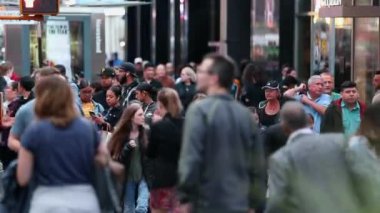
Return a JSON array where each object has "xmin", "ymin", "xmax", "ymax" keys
[
  {"xmin": 175, "ymin": 82, "xmax": 196, "ymax": 111},
  {"xmin": 144, "ymin": 80, "xmax": 162, "ymax": 101},
  {"xmin": 147, "ymin": 114, "xmax": 184, "ymax": 189},
  {"xmin": 93, "ymin": 89, "xmax": 108, "ymax": 110},
  {"xmin": 102, "ymin": 106, "xmax": 123, "ymax": 129},
  {"xmin": 121, "ymin": 80, "xmax": 139, "ymax": 107},
  {"xmin": 263, "ymin": 124, "xmax": 288, "ymax": 158},
  {"xmin": 178, "ymin": 94, "xmax": 266, "ymax": 212}
]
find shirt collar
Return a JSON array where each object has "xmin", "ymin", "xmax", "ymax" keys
[
  {"xmin": 287, "ymin": 127, "xmax": 314, "ymax": 145},
  {"xmin": 341, "ymin": 101, "xmax": 360, "ymax": 110},
  {"xmin": 307, "ymin": 92, "xmax": 321, "ymax": 101}
]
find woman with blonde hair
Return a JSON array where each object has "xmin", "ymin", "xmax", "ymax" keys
[
  {"xmin": 175, "ymin": 66, "xmax": 196, "ymax": 111},
  {"xmin": 146, "ymin": 88, "xmax": 184, "ymax": 213},
  {"xmin": 108, "ymin": 103, "xmax": 149, "ymax": 213},
  {"xmin": 17, "ymin": 76, "xmax": 108, "ymax": 213}
]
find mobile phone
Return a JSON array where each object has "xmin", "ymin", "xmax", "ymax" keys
[{"xmin": 89, "ymin": 111, "xmax": 96, "ymax": 117}]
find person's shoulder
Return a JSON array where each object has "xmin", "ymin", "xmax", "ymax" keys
[
  {"xmin": 258, "ymin": 100, "xmax": 268, "ymax": 109},
  {"xmin": 16, "ymin": 99, "xmax": 35, "ymax": 114}
]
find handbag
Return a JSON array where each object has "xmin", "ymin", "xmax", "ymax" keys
[
  {"xmin": 92, "ymin": 125, "xmax": 122, "ymax": 213},
  {"xmin": 0, "ymin": 160, "xmax": 35, "ymax": 213}
]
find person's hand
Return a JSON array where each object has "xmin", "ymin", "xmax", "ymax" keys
[
  {"xmin": 128, "ymin": 140, "xmax": 137, "ymax": 148},
  {"xmin": 2, "ymin": 116, "xmax": 15, "ymax": 128},
  {"xmin": 93, "ymin": 115, "xmax": 105, "ymax": 125},
  {"xmin": 95, "ymin": 142, "xmax": 110, "ymax": 167},
  {"xmin": 296, "ymin": 83, "xmax": 306, "ymax": 92}
]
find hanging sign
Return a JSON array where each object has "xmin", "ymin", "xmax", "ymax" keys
[
  {"xmin": 46, "ymin": 20, "xmax": 73, "ymax": 80},
  {"xmin": 321, "ymin": 0, "xmax": 342, "ymax": 7}
]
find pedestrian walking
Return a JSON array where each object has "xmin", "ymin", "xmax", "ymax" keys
[
  {"xmin": 266, "ymin": 102, "xmax": 361, "ymax": 213},
  {"xmin": 108, "ymin": 103, "xmax": 149, "ymax": 213},
  {"xmin": 178, "ymin": 54, "xmax": 266, "ymax": 213},
  {"xmin": 146, "ymin": 88, "xmax": 184, "ymax": 213},
  {"xmin": 118, "ymin": 63, "xmax": 139, "ymax": 107},
  {"xmin": 16, "ymin": 76, "xmax": 108, "ymax": 213}
]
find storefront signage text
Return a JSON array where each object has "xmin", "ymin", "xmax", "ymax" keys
[{"xmin": 321, "ymin": 0, "xmax": 342, "ymax": 7}]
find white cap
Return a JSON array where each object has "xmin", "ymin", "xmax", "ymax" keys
[{"xmin": 134, "ymin": 57, "xmax": 143, "ymax": 64}]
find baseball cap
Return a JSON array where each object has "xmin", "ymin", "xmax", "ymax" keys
[
  {"xmin": 134, "ymin": 57, "xmax": 143, "ymax": 64},
  {"xmin": 119, "ymin": 62, "xmax": 137, "ymax": 77},
  {"xmin": 98, "ymin": 67, "xmax": 116, "ymax": 78},
  {"xmin": 136, "ymin": 83, "xmax": 153, "ymax": 95},
  {"xmin": 262, "ymin": 80, "xmax": 280, "ymax": 90}
]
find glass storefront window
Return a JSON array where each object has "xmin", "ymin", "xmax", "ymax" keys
[
  {"xmin": 29, "ymin": 20, "xmax": 84, "ymax": 77},
  {"xmin": 334, "ymin": 18, "xmax": 353, "ymax": 89},
  {"xmin": 251, "ymin": 0, "xmax": 280, "ymax": 76},
  {"xmin": 355, "ymin": 0, "xmax": 372, "ymax": 5},
  {"xmin": 354, "ymin": 18, "xmax": 379, "ymax": 103}
]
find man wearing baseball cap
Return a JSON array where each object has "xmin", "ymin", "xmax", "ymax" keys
[
  {"xmin": 93, "ymin": 67, "xmax": 116, "ymax": 110},
  {"xmin": 119, "ymin": 63, "xmax": 139, "ymax": 107}
]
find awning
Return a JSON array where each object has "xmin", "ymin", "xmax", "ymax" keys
[
  {"xmin": 65, "ymin": 0, "xmax": 151, "ymax": 7},
  {"xmin": 319, "ymin": 6, "xmax": 380, "ymax": 18}
]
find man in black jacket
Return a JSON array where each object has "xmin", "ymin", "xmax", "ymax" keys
[
  {"xmin": 321, "ymin": 81, "xmax": 366, "ymax": 135},
  {"xmin": 135, "ymin": 83, "xmax": 157, "ymax": 126},
  {"xmin": 119, "ymin": 63, "xmax": 139, "ymax": 107},
  {"xmin": 178, "ymin": 54, "xmax": 266, "ymax": 213}
]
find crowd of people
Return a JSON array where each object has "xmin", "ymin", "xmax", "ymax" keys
[{"xmin": 0, "ymin": 54, "xmax": 378, "ymax": 213}]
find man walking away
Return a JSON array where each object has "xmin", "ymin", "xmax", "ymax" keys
[
  {"xmin": 266, "ymin": 102, "xmax": 361, "ymax": 213},
  {"xmin": 178, "ymin": 54, "xmax": 266, "ymax": 213},
  {"xmin": 321, "ymin": 81, "xmax": 366, "ymax": 135}
]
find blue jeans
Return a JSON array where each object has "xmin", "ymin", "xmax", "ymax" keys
[{"xmin": 124, "ymin": 179, "xmax": 149, "ymax": 213}]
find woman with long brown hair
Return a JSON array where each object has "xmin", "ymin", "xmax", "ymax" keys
[
  {"xmin": 108, "ymin": 103, "xmax": 149, "ymax": 213},
  {"xmin": 17, "ymin": 76, "xmax": 108, "ymax": 213},
  {"xmin": 146, "ymin": 88, "xmax": 184, "ymax": 213}
]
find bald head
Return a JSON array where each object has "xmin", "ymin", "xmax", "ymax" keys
[{"xmin": 280, "ymin": 101, "xmax": 308, "ymax": 133}]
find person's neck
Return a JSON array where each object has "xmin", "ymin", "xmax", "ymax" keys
[
  {"xmin": 207, "ymin": 87, "xmax": 229, "ymax": 96},
  {"xmin": 22, "ymin": 91, "xmax": 31, "ymax": 99},
  {"xmin": 144, "ymin": 98, "xmax": 154, "ymax": 105},
  {"xmin": 345, "ymin": 101, "xmax": 357, "ymax": 110},
  {"xmin": 267, "ymin": 99, "xmax": 279, "ymax": 106},
  {"xmin": 132, "ymin": 124, "xmax": 139, "ymax": 132},
  {"xmin": 308, "ymin": 92, "xmax": 320, "ymax": 100}
]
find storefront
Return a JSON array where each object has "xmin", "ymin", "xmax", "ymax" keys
[{"xmin": 313, "ymin": 0, "xmax": 380, "ymax": 102}]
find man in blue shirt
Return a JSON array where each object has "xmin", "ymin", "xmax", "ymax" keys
[
  {"xmin": 321, "ymin": 81, "xmax": 366, "ymax": 135},
  {"xmin": 8, "ymin": 67, "xmax": 61, "ymax": 152},
  {"xmin": 284, "ymin": 75, "xmax": 331, "ymax": 133}
]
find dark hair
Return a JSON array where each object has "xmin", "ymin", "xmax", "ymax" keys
[
  {"xmin": 375, "ymin": 71, "xmax": 380, "ymax": 75},
  {"xmin": 357, "ymin": 103, "xmax": 380, "ymax": 153},
  {"xmin": 54, "ymin": 64, "xmax": 66, "ymax": 76},
  {"xmin": 108, "ymin": 85, "xmax": 122, "ymax": 98},
  {"xmin": 242, "ymin": 63, "xmax": 265, "ymax": 85},
  {"xmin": 35, "ymin": 76, "xmax": 78, "ymax": 127},
  {"xmin": 204, "ymin": 53, "xmax": 237, "ymax": 89},
  {"xmin": 144, "ymin": 63, "xmax": 154, "ymax": 70},
  {"xmin": 90, "ymin": 81, "xmax": 102, "ymax": 93},
  {"xmin": 78, "ymin": 79, "xmax": 90, "ymax": 90},
  {"xmin": 340, "ymin": 81, "xmax": 357, "ymax": 91},
  {"xmin": 19, "ymin": 76, "xmax": 35, "ymax": 92},
  {"xmin": 108, "ymin": 103, "xmax": 147, "ymax": 160},
  {"xmin": 10, "ymin": 81, "xmax": 18, "ymax": 91}
]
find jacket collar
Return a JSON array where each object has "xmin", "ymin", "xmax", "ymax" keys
[
  {"xmin": 287, "ymin": 127, "xmax": 314, "ymax": 145},
  {"xmin": 332, "ymin": 98, "xmax": 366, "ymax": 118}
]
